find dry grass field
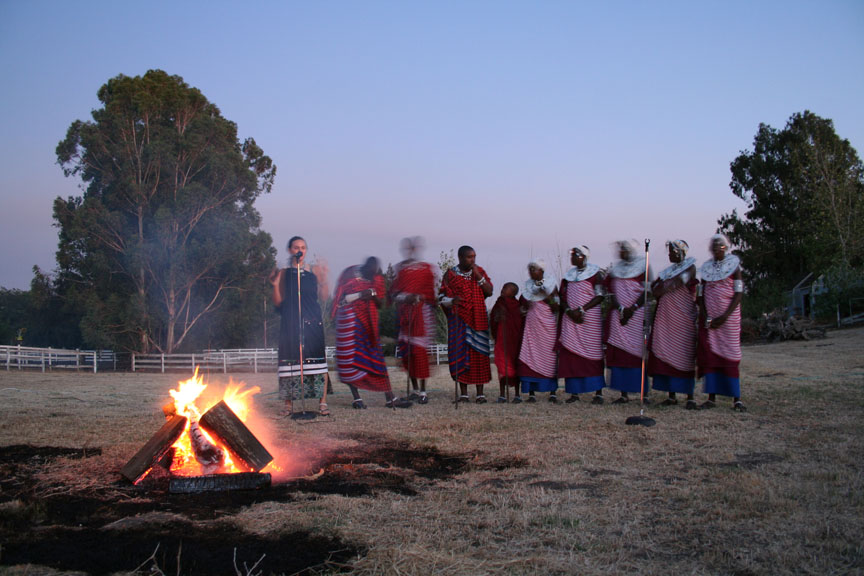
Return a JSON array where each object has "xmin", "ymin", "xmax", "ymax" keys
[{"xmin": 1, "ymin": 327, "xmax": 863, "ymax": 575}]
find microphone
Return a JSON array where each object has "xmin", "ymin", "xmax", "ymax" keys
[{"xmin": 293, "ymin": 251, "xmax": 304, "ymax": 260}]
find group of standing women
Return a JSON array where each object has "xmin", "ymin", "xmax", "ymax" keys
[
  {"xmin": 492, "ymin": 234, "xmax": 745, "ymax": 411},
  {"xmin": 493, "ymin": 234, "xmax": 744, "ymax": 410},
  {"xmin": 269, "ymin": 233, "xmax": 745, "ymax": 416}
]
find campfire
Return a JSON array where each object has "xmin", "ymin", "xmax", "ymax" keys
[{"xmin": 121, "ymin": 369, "xmax": 275, "ymax": 493}]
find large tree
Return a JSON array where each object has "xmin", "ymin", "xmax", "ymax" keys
[
  {"xmin": 55, "ymin": 70, "xmax": 276, "ymax": 353},
  {"xmin": 719, "ymin": 111, "xmax": 864, "ymax": 308}
]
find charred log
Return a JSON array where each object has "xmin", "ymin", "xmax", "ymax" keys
[
  {"xmin": 121, "ymin": 415, "xmax": 187, "ymax": 483},
  {"xmin": 200, "ymin": 400, "xmax": 273, "ymax": 471},
  {"xmin": 189, "ymin": 419, "xmax": 225, "ymax": 468},
  {"xmin": 169, "ymin": 472, "xmax": 271, "ymax": 494}
]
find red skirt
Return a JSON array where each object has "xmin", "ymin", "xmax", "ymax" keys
[
  {"xmin": 559, "ymin": 347, "xmax": 604, "ymax": 378},
  {"xmin": 454, "ymin": 348, "xmax": 491, "ymax": 385}
]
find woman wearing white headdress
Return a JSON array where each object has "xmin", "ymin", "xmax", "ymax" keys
[
  {"xmin": 603, "ymin": 239, "xmax": 652, "ymax": 404},
  {"xmin": 517, "ymin": 259, "xmax": 561, "ymax": 403},
  {"xmin": 697, "ymin": 234, "xmax": 745, "ymax": 411},
  {"xmin": 558, "ymin": 245, "xmax": 607, "ymax": 404},
  {"xmin": 649, "ymin": 239, "xmax": 698, "ymax": 409}
]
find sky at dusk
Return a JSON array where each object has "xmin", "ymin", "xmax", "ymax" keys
[{"xmin": 1, "ymin": 1, "xmax": 862, "ymax": 295}]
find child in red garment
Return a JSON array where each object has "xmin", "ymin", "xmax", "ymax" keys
[{"xmin": 489, "ymin": 282, "xmax": 524, "ymax": 403}]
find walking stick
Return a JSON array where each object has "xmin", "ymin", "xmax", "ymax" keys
[
  {"xmin": 406, "ymin": 297, "xmax": 412, "ymax": 399},
  {"xmin": 626, "ymin": 238, "xmax": 656, "ymax": 427},
  {"xmin": 501, "ymin": 307, "xmax": 510, "ymax": 403},
  {"xmin": 443, "ymin": 271, "xmax": 459, "ymax": 411}
]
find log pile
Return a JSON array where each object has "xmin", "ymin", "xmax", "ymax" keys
[
  {"xmin": 758, "ymin": 311, "xmax": 827, "ymax": 342},
  {"xmin": 121, "ymin": 399, "xmax": 273, "ymax": 491}
]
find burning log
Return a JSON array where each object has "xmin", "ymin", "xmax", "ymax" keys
[
  {"xmin": 200, "ymin": 400, "xmax": 273, "ymax": 471},
  {"xmin": 121, "ymin": 415, "xmax": 188, "ymax": 483},
  {"xmin": 188, "ymin": 419, "xmax": 225, "ymax": 468},
  {"xmin": 169, "ymin": 472, "xmax": 271, "ymax": 494}
]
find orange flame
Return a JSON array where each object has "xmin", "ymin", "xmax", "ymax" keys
[{"xmin": 165, "ymin": 370, "xmax": 265, "ymax": 477}]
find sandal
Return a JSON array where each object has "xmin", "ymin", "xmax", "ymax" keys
[
  {"xmin": 699, "ymin": 400, "xmax": 716, "ymax": 410},
  {"xmin": 592, "ymin": 395, "xmax": 605, "ymax": 405},
  {"xmin": 612, "ymin": 396, "xmax": 629, "ymax": 405},
  {"xmin": 459, "ymin": 395, "xmax": 470, "ymax": 403},
  {"xmin": 418, "ymin": 394, "xmax": 429, "ymax": 405},
  {"xmin": 352, "ymin": 399, "xmax": 367, "ymax": 410},
  {"xmin": 527, "ymin": 395, "xmax": 537, "ymax": 403},
  {"xmin": 733, "ymin": 401, "xmax": 747, "ymax": 412},
  {"xmin": 511, "ymin": 396, "xmax": 523, "ymax": 404},
  {"xmin": 475, "ymin": 395, "xmax": 488, "ymax": 404},
  {"xmin": 660, "ymin": 398, "xmax": 678, "ymax": 407},
  {"xmin": 318, "ymin": 401, "xmax": 331, "ymax": 416},
  {"xmin": 685, "ymin": 400, "xmax": 699, "ymax": 410},
  {"xmin": 386, "ymin": 397, "xmax": 413, "ymax": 409},
  {"xmin": 548, "ymin": 394, "xmax": 559, "ymax": 404},
  {"xmin": 496, "ymin": 396, "xmax": 507, "ymax": 403}
]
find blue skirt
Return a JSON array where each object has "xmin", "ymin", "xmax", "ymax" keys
[
  {"xmin": 703, "ymin": 373, "xmax": 741, "ymax": 398},
  {"xmin": 608, "ymin": 367, "xmax": 645, "ymax": 394},
  {"xmin": 521, "ymin": 377, "xmax": 558, "ymax": 393},
  {"xmin": 565, "ymin": 376, "xmax": 605, "ymax": 394},
  {"xmin": 652, "ymin": 374, "xmax": 695, "ymax": 395}
]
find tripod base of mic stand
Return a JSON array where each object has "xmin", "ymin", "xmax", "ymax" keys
[
  {"xmin": 625, "ymin": 414, "xmax": 656, "ymax": 427},
  {"xmin": 290, "ymin": 411, "xmax": 318, "ymax": 421}
]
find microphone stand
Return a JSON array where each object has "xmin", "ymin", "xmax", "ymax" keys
[
  {"xmin": 292, "ymin": 252, "xmax": 316, "ymax": 421},
  {"xmin": 626, "ymin": 239, "xmax": 656, "ymax": 427}
]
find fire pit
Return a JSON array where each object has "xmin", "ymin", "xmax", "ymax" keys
[{"xmin": 121, "ymin": 369, "xmax": 275, "ymax": 493}]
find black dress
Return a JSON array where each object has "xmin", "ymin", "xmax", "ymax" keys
[{"xmin": 277, "ymin": 267, "xmax": 327, "ymax": 400}]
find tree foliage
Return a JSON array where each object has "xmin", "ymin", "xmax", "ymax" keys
[
  {"xmin": 55, "ymin": 70, "xmax": 276, "ymax": 352},
  {"xmin": 0, "ymin": 268, "xmax": 82, "ymax": 348},
  {"xmin": 719, "ymin": 111, "xmax": 864, "ymax": 308}
]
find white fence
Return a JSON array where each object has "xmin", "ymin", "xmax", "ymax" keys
[
  {"xmin": 131, "ymin": 344, "xmax": 449, "ymax": 373},
  {"xmin": 131, "ymin": 348, "xmax": 284, "ymax": 373},
  {"xmin": 396, "ymin": 343, "xmax": 450, "ymax": 365},
  {"xmin": 1, "ymin": 345, "xmax": 114, "ymax": 373},
  {"xmin": 2, "ymin": 343, "xmax": 449, "ymax": 374}
]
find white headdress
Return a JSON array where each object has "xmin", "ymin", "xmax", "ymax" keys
[
  {"xmin": 565, "ymin": 245, "xmax": 600, "ymax": 281},
  {"xmin": 524, "ymin": 260, "xmax": 557, "ymax": 302},
  {"xmin": 701, "ymin": 235, "xmax": 739, "ymax": 281},
  {"xmin": 610, "ymin": 239, "xmax": 647, "ymax": 279}
]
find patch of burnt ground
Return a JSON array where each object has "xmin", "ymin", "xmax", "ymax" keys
[
  {"xmin": 0, "ymin": 440, "xmax": 524, "ymax": 574},
  {"xmin": 1, "ymin": 522, "xmax": 360, "ymax": 576}
]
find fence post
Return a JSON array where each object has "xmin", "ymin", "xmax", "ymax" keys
[
  {"xmin": 254, "ymin": 350, "xmax": 258, "ymax": 373},
  {"xmin": 191, "ymin": 354, "xmax": 196, "ymax": 373},
  {"xmin": 41, "ymin": 350, "xmax": 46, "ymax": 373},
  {"xmin": 223, "ymin": 352, "xmax": 227, "ymax": 374},
  {"xmin": 93, "ymin": 351, "xmax": 97, "ymax": 374},
  {"xmin": 161, "ymin": 354, "xmax": 165, "ymax": 373}
]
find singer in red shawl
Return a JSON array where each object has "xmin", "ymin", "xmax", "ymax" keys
[
  {"xmin": 559, "ymin": 245, "xmax": 606, "ymax": 404},
  {"xmin": 604, "ymin": 240, "xmax": 652, "ymax": 404},
  {"xmin": 649, "ymin": 240, "xmax": 698, "ymax": 409},
  {"xmin": 390, "ymin": 237, "xmax": 437, "ymax": 404},
  {"xmin": 333, "ymin": 257, "xmax": 411, "ymax": 409},
  {"xmin": 439, "ymin": 245, "xmax": 493, "ymax": 403},
  {"xmin": 518, "ymin": 259, "xmax": 560, "ymax": 403},
  {"xmin": 697, "ymin": 234, "xmax": 745, "ymax": 411},
  {"xmin": 489, "ymin": 282, "xmax": 523, "ymax": 403}
]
